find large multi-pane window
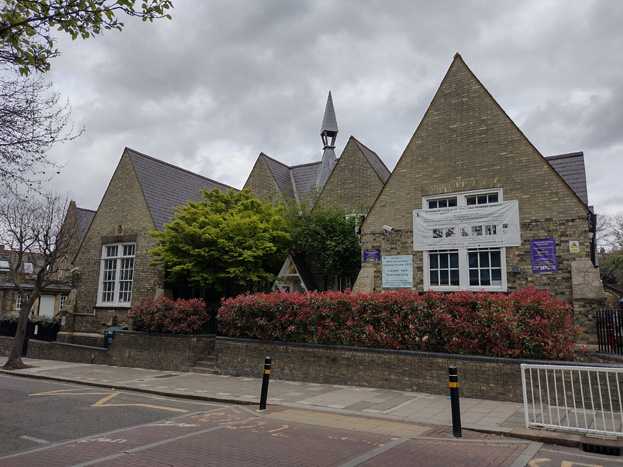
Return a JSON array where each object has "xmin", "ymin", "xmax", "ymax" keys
[
  {"xmin": 423, "ymin": 190, "xmax": 507, "ymax": 291},
  {"xmin": 428, "ymin": 251, "xmax": 459, "ymax": 286},
  {"xmin": 97, "ymin": 243, "xmax": 135, "ymax": 306},
  {"xmin": 468, "ymin": 249, "xmax": 503, "ymax": 287}
]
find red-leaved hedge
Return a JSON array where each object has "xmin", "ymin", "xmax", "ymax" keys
[
  {"xmin": 129, "ymin": 297, "xmax": 210, "ymax": 334},
  {"xmin": 217, "ymin": 288, "xmax": 581, "ymax": 360}
]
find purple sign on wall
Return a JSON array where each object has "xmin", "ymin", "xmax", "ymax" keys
[
  {"xmin": 530, "ymin": 238, "xmax": 558, "ymax": 274},
  {"xmin": 363, "ymin": 248, "xmax": 381, "ymax": 262}
]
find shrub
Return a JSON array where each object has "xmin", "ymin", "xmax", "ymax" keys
[
  {"xmin": 129, "ymin": 297, "xmax": 210, "ymax": 334},
  {"xmin": 0, "ymin": 314, "xmax": 19, "ymax": 324},
  {"xmin": 29, "ymin": 314, "xmax": 61, "ymax": 326},
  {"xmin": 217, "ymin": 287, "xmax": 580, "ymax": 360},
  {"xmin": 0, "ymin": 313, "xmax": 60, "ymax": 325}
]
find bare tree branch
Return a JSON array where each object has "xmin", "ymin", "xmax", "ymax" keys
[
  {"xmin": 0, "ymin": 189, "xmax": 75, "ymax": 369},
  {"xmin": 0, "ymin": 70, "xmax": 82, "ymax": 190}
]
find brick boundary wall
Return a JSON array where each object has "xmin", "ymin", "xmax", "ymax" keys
[
  {"xmin": 2, "ymin": 333, "xmax": 620, "ymax": 402},
  {"xmin": 214, "ymin": 337, "xmax": 622, "ymax": 402},
  {"xmin": 0, "ymin": 331, "xmax": 215, "ymax": 372}
]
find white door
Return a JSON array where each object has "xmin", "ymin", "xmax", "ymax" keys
[{"xmin": 38, "ymin": 295, "xmax": 56, "ymax": 317}]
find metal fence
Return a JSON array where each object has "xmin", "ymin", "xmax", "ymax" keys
[
  {"xmin": 596, "ymin": 309, "xmax": 623, "ymax": 355},
  {"xmin": 521, "ymin": 363, "xmax": 623, "ymax": 436}
]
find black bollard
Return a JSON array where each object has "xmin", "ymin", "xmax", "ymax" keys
[
  {"xmin": 259, "ymin": 356, "xmax": 271, "ymax": 410},
  {"xmin": 449, "ymin": 366, "xmax": 462, "ymax": 438}
]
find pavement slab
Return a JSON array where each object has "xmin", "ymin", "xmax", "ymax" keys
[{"xmin": 0, "ymin": 356, "xmax": 607, "ymax": 450}]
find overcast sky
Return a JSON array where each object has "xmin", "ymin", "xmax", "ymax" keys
[{"xmin": 40, "ymin": 0, "xmax": 622, "ymax": 216}]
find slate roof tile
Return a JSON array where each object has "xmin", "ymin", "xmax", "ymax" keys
[
  {"xmin": 291, "ymin": 162, "xmax": 322, "ymax": 198},
  {"xmin": 127, "ymin": 148, "xmax": 235, "ymax": 230},
  {"xmin": 352, "ymin": 138, "xmax": 391, "ymax": 183},
  {"xmin": 76, "ymin": 207, "xmax": 96, "ymax": 239},
  {"xmin": 546, "ymin": 152, "xmax": 589, "ymax": 206}
]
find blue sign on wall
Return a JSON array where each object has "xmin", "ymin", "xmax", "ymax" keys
[
  {"xmin": 530, "ymin": 238, "xmax": 558, "ymax": 274},
  {"xmin": 363, "ymin": 248, "xmax": 381, "ymax": 262}
]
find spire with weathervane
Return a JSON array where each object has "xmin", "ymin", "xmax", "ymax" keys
[{"xmin": 316, "ymin": 91, "xmax": 338, "ymax": 189}]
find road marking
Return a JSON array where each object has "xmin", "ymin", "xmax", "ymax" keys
[
  {"xmin": 268, "ymin": 424, "xmax": 289, "ymax": 434},
  {"xmin": 541, "ymin": 447, "xmax": 623, "ymax": 464},
  {"xmin": 92, "ymin": 393, "xmax": 188, "ymax": 413},
  {"xmin": 20, "ymin": 435, "xmax": 49, "ymax": 444},
  {"xmin": 30, "ymin": 388, "xmax": 189, "ymax": 413},
  {"xmin": 30, "ymin": 388, "xmax": 112, "ymax": 396}
]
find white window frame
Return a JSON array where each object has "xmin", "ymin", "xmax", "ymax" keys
[
  {"xmin": 16, "ymin": 293, "xmax": 32, "ymax": 310},
  {"xmin": 422, "ymin": 189, "xmax": 507, "ymax": 292},
  {"xmin": 96, "ymin": 243, "xmax": 136, "ymax": 307},
  {"xmin": 59, "ymin": 294, "xmax": 68, "ymax": 312}
]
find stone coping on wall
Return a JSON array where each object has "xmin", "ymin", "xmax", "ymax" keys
[{"xmin": 215, "ymin": 336, "xmax": 620, "ymax": 369}]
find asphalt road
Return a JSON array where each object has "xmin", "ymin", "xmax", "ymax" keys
[
  {"xmin": 0, "ymin": 373, "xmax": 227, "ymax": 457},
  {"xmin": 3, "ymin": 373, "xmax": 623, "ymax": 466}
]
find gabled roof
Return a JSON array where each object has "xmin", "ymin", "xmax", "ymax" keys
[
  {"xmin": 76, "ymin": 207, "xmax": 96, "ymax": 239},
  {"xmin": 352, "ymin": 138, "xmax": 391, "ymax": 183},
  {"xmin": 126, "ymin": 148, "xmax": 235, "ymax": 230},
  {"xmin": 252, "ymin": 153, "xmax": 322, "ymax": 201},
  {"xmin": 363, "ymin": 53, "xmax": 591, "ymax": 232},
  {"xmin": 546, "ymin": 152, "xmax": 589, "ymax": 206},
  {"xmin": 291, "ymin": 161, "xmax": 322, "ymax": 198},
  {"xmin": 261, "ymin": 153, "xmax": 295, "ymax": 199}
]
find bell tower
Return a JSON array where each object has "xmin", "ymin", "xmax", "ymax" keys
[{"xmin": 316, "ymin": 91, "xmax": 338, "ymax": 188}]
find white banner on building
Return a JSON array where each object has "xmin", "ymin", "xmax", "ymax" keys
[{"xmin": 413, "ymin": 200, "xmax": 521, "ymax": 251}]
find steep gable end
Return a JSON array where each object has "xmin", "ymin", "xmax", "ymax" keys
[
  {"xmin": 244, "ymin": 153, "xmax": 290, "ymax": 202},
  {"xmin": 316, "ymin": 136, "xmax": 388, "ymax": 213},
  {"xmin": 364, "ymin": 54, "xmax": 590, "ymax": 232},
  {"xmin": 353, "ymin": 138, "xmax": 390, "ymax": 184}
]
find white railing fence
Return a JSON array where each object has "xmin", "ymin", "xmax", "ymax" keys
[{"xmin": 521, "ymin": 363, "xmax": 623, "ymax": 437}]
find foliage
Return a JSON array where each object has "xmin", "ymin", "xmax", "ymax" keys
[
  {"xmin": 128, "ymin": 296, "xmax": 210, "ymax": 334},
  {"xmin": 218, "ymin": 287, "xmax": 581, "ymax": 361},
  {"xmin": 28, "ymin": 313, "xmax": 60, "ymax": 326},
  {"xmin": 0, "ymin": 0, "xmax": 173, "ymax": 74},
  {"xmin": 0, "ymin": 314, "xmax": 19, "ymax": 324},
  {"xmin": 284, "ymin": 199, "xmax": 362, "ymax": 288},
  {"xmin": 600, "ymin": 249, "xmax": 623, "ymax": 285},
  {"xmin": 150, "ymin": 188, "xmax": 290, "ymax": 296},
  {"xmin": 0, "ymin": 190, "xmax": 74, "ymax": 369},
  {"xmin": 0, "ymin": 71, "xmax": 81, "ymax": 189}
]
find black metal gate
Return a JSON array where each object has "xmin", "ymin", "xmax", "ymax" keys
[{"xmin": 596, "ymin": 309, "xmax": 623, "ymax": 355}]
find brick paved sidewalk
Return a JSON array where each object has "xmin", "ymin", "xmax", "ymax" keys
[{"xmin": 0, "ymin": 405, "xmax": 540, "ymax": 467}]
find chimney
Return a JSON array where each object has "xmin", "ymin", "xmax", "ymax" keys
[{"xmin": 0, "ymin": 245, "xmax": 4, "ymax": 252}]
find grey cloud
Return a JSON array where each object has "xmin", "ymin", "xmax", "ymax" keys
[{"xmin": 40, "ymin": 1, "xmax": 623, "ymax": 216}]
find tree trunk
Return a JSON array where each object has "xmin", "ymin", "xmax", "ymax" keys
[{"xmin": 3, "ymin": 304, "xmax": 31, "ymax": 370}]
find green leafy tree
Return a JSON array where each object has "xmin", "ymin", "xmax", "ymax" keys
[
  {"xmin": 150, "ymin": 188, "xmax": 290, "ymax": 298},
  {"xmin": 285, "ymin": 201, "xmax": 362, "ymax": 290},
  {"xmin": 0, "ymin": 0, "xmax": 173, "ymax": 74}
]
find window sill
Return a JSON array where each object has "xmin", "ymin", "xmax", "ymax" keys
[{"xmin": 94, "ymin": 304, "xmax": 132, "ymax": 310}]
